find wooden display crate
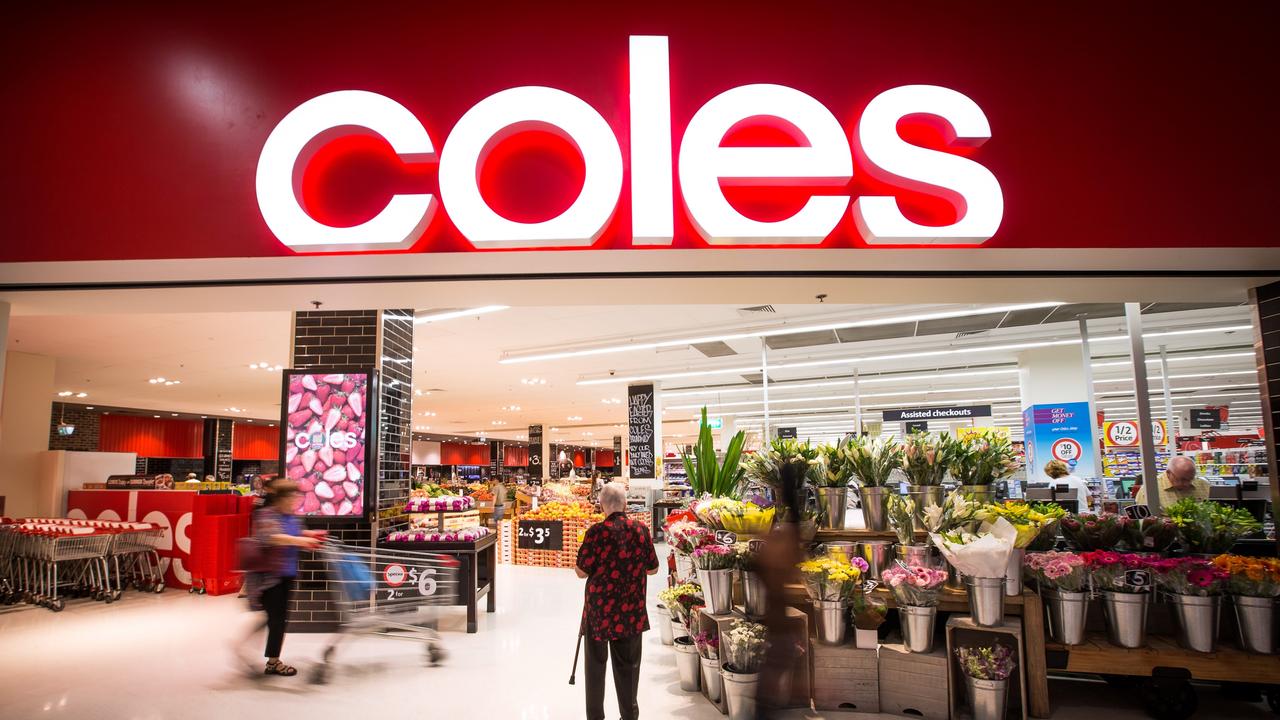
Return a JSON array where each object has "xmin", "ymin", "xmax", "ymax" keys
[
  {"xmin": 695, "ymin": 606, "xmax": 811, "ymax": 709},
  {"xmin": 811, "ymin": 642, "xmax": 879, "ymax": 713},
  {"xmin": 946, "ymin": 616, "xmax": 1028, "ymax": 720},
  {"xmin": 878, "ymin": 642, "xmax": 950, "ymax": 720}
]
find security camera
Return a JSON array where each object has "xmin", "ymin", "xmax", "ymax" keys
[{"xmin": 609, "ymin": 370, "xmax": 616, "ymax": 376}]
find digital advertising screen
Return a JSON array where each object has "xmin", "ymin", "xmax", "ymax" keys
[{"xmin": 281, "ymin": 369, "xmax": 378, "ymax": 519}]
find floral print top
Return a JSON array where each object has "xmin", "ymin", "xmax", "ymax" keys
[{"xmin": 576, "ymin": 512, "xmax": 660, "ymax": 641}]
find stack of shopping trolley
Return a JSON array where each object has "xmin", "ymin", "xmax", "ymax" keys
[{"xmin": 0, "ymin": 517, "xmax": 166, "ymax": 611}]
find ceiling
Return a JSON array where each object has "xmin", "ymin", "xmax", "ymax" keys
[{"xmin": 9, "ymin": 300, "xmax": 1262, "ymax": 451}]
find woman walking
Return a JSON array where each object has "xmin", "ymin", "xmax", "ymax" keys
[{"xmin": 240, "ymin": 478, "xmax": 323, "ymax": 676}]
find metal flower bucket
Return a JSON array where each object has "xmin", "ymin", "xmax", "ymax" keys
[
  {"xmin": 722, "ymin": 665, "xmax": 759, "ymax": 720},
  {"xmin": 858, "ymin": 486, "xmax": 890, "ymax": 531},
  {"xmin": 855, "ymin": 539, "xmax": 895, "ymax": 580},
  {"xmin": 697, "ymin": 568, "xmax": 734, "ymax": 615},
  {"xmin": 742, "ymin": 570, "xmax": 768, "ymax": 617},
  {"xmin": 1043, "ymin": 589, "xmax": 1089, "ymax": 645},
  {"xmin": 1234, "ymin": 595, "xmax": 1276, "ymax": 655},
  {"xmin": 964, "ymin": 576, "xmax": 1006, "ymax": 627},
  {"xmin": 1102, "ymin": 591, "xmax": 1149, "ymax": 648},
  {"xmin": 965, "ymin": 676, "xmax": 1010, "ymax": 720},
  {"xmin": 673, "ymin": 636, "xmax": 702, "ymax": 691},
  {"xmin": 900, "ymin": 604, "xmax": 937, "ymax": 653},
  {"xmin": 656, "ymin": 604, "xmax": 674, "ymax": 645},
  {"xmin": 814, "ymin": 598, "xmax": 850, "ymax": 645},
  {"xmin": 700, "ymin": 656, "xmax": 724, "ymax": 702},
  {"xmin": 1005, "ymin": 548, "xmax": 1025, "ymax": 597},
  {"xmin": 818, "ymin": 486, "xmax": 849, "ymax": 530},
  {"xmin": 1170, "ymin": 593, "xmax": 1220, "ymax": 653}
]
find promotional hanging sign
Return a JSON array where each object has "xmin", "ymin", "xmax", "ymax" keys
[
  {"xmin": 882, "ymin": 405, "xmax": 991, "ymax": 422},
  {"xmin": 1023, "ymin": 403, "xmax": 1097, "ymax": 480},
  {"xmin": 627, "ymin": 384, "xmax": 657, "ymax": 479},
  {"xmin": 1103, "ymin": 420, "xmax": 1168, "ymax": 448},
  {"xmin": 279, "ymin": 369, "xmax": 376, "ymax": 519}
]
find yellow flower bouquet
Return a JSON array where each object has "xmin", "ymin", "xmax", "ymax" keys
[{"xmin": 798, "ymin": 555, "xmax": 867, "ymax": 602}]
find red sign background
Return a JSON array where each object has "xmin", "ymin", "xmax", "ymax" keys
[{"xmin": 2, "ymin": 2, "xmax": 1278, "ymax": 263}]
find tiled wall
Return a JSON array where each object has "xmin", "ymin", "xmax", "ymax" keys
[
  {"xmin": 287, "ymin": 309, "xmax": 413, "ymax": 632},
  {"xmin": 48, "ymin": 403, "xmax": 101, "ymax": 452},
  {"xmin": 1250, "ymin": 283, "xmax": 1280, "ymax": 489}
]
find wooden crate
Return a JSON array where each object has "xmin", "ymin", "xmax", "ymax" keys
[
  {"xmin": 811, "ymin": 643, "xmax": 879, "ymax": 713},
  {"xmin": 945, "ymin": 616, "xmax": 1028, "ymax": 720},
  {"xmin": 878, "ymin": 642, "xmax": 950, "ymax": 720},
  {"xmin": 696, "ymin": 606, "xmax": 811, "ymax": 709}
]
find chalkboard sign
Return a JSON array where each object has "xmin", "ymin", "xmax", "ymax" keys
[
  {"xmin": 517, "ymin": 520, "xmax": 563, "ymax": 550},
  {"xmin": 748, "ymin": 539, "xmax": 765, "ymax": 553},
  {"xmin": 613, "ymin": 435, "xmax": 622, "ymax": 467},
  {"xmin": 1124, "ymin": 504, "xmax": 1151, "ymax": 520},
  {"xmin": 628, "ymin": 384, "xmax": 656, "ymax": 478},
  {"xmin": 528, "ymin": 424, "xmax": 543, "ymax": 477},
  {"xmin": 714, "ymin": 530, "xmax": 738, "ymax": 546},
  {"xmin": 1122, "ymin": 568, "xmax": 1152, "ymax": 589},
  {"xmin": 777, "ymin": 427, "xmax": 797, "ymax": 439},
  {"xmin": 905, "ymin": 420, "xmax": 928, "ymax": 434}
]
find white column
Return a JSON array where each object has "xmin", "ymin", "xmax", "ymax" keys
[
  {"xmin": 0, "ymin": 302, "xmax": 9, "ymax": 434},
  {"xmin": 0, "ymin": 351, "xmax": 56, "ymax": 517},
  {"xmin": 1125, "ymin": 304, "xmax": 1162, "ymax": 515},
  {"xmin": 1018, "ymin": 344, "xmax": 1098, "ymax": 486}
]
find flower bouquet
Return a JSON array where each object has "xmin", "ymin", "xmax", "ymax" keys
[
  {"xmin": 956, "ymin": 643, "xmax": 1018, "ymax": 720},
  {"xmin": 722, "ymin": 619, "xmax": 769, "ymax": 673},
  {"xmin": 1152, "ymin": 556, "xmax": 1231, "ymax": 652},
  {"xmin": 816, "ymin": 442, "xmax": 854, "ymax": 488},
  {"xmin": 1121, "ymin": 515, "xmax": 1178, "ymax": 553},
  {"xmin": 886, "ymin": 493, "xmax": 917, "ymax": 545},
  {"xmin": 798, "ymin": 555, "xmax": 865, "ymax": 602},
  {"xmin": 1082, "ymin": 550, "xmax": 1156, "ymax": 648},
  {"xmin": 1167, "ymin": 498, "xmax": 1262, "ymax": 553},
  {"xmin": 978, "ymin": 501, "xmax": 1050, "ymax": 549},
  {"xmin": 1060, "ymin": 512, "xmax": 1127, "ymax": 551},
  {"xmin": 691, "ymin": 497, "xmax": 742, "ymax": 530},
  {"xmin": 947, "ymin": 432, "xmax": 1020, "ymax": 488},
  {"xmin": 882, "ymin": 564, "xmax": 948, "ymax": 606},
  {"xmin": 1081, "ymin": 550, "xmax": 1154, "ymax": 592},
  {"xmin": 692, "ymin": 544, "xmax": 736, "ymax": 570},
  {"xmin": 668, "ymin": 520, "xmax": 715, "ymax": 554},
  {"xmin": 902, "ymin": 432, "xmax": 952, "ymax": 486},
  {"xmin": 931, "ymin": 518, "xmax": 1018, "ymax": 579},
  {"xmin": 720, "ymin": 501, "xmax": 775, "ymax": 535},
  {"xmin": 922, "ymin": 490, "xmax": 983, "ymax": 534},
  {"xmin": 694, "ymin": 630, "xmax": 720, "ymax": 660},
  {"xmin": 1213, "ymin": 554, "xmax": 1280, "ymax": 654},
  {"xmin": 693, "ymin": 543, "xmax": 737, "ymax": 613},
  {"xmin": 658, "ymin": 583, "xmax": 704, "ymax": 629},
  {"xmin": 844, "ymin": 435, "xmax": 905, "ymax": 488},
  {"xmin": 1026, "ymin": 502, "xmax": 1067, "ymax": 552},
  {"xmin": 1024, "ymin": 551, "xmax": 1087, "ymax": 592},
  {"xmin": 743, "ymin": 439, "xmax": 822, "ymax": 530}
]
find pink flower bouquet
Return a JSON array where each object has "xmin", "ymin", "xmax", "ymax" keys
[
  {"xmin": 1081, "ymin": 550, "xmax": 1157, "ymax": 593},
  {"xmin": 1150, "ymin": 557, "xmax": 1230, "ymax": 597},
  {"xmin": 881, "ymin": 563, "xmax": 948, "ymax": 606},
  {"xmin": 691, "ymin": 543, "xmax": 737, "ymax": 570},
  {"xmin": 1023, "ymin": 551, "xmax": 1087, "ymax": 592},
  {"xmin": 668, "ymin": 520, "xmax": 715, "ymax": 554}
]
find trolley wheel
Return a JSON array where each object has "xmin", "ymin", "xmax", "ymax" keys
[
  {"xmin": 189, "ymin": 587, "xmax": 197, "ymax": 594},
  {"xmin": 1141, "ymin": 677, "xmax": 1197, "ymax": 720},
  {"xmin": 49, "ymin": 598, "xmax": 65, "ymax": 612},
  {"xmin": 309, "ymin": 665, "xmax": 328, "ymax": 685},
  {"xmin": 426, "ymin": 644, "xmax": 446, "ymax": 666},
  {"xmin": 155, "ymin": 582, "xmax": 167, "ymax": 594}
]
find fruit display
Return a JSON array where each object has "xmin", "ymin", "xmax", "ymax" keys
[
  {"xmin": 521, "ymin": 501, "xmax": 602, "ymax": 523},
  {"xmin": 572, "ymin": 483, "xmax": 592, "ymax": 497},
  {"xmin": 472, "ymin": 490, "xmax": 495, "ymax": 502},
  {"xmin": 388, "ymin": 526, "xmax": 491, "ymax": 543},
  {"xmin": 284, "ymin": 372, "xmax": 369, "ymax": 517},
  {"xmin": 519, "ymin": 482, "xmax": 578, "ymax": 504},
  {"xmin": 411, "ymin": 484, "xmax": 450, "ymax": 498},
  {"xmin": 405, "ymin": 495, "xmax": 475, "ymax": 513}
]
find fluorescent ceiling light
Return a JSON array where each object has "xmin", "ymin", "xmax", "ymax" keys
[
  {"xmin": 667, "ymin": 385, "xmax": 1019, "ymax": 411},
  {"xmin": 665, "ymin": 368, "xmax": 1020, "ymax": 399},
  {"xmin": 1090, "ymin": 351, "xmax": 1253, "ymax": 369},
  {"xmin": 731, "ymin": 396, "xmax": 1022, "ymax": 419},
  {"xmin": 414, "ymin": 305, "xmax": 509, "ymax": 324},
  {"xmin": 501, "ymin": 302, "xmax": 1064, "ymax": 364},
  {"xmin": 1096, "ymin": 383, "xmax": 1259, "ymax": 398}
]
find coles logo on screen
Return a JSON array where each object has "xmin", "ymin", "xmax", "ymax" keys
[
  {"xmin": 294, "ymin": 428, "xmax": 359, "ymax": 451},
  {"xmin": 256, "ymin": 35, "xmax": 1003, "ymax": 254}
]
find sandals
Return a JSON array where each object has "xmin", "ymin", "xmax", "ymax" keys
[{"xmin": 265, "ymin": 660, "xmax": 298, "ymax": 676}]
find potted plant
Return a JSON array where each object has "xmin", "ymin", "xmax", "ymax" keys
[
  {"xmin": 743, "ymin": 438, "xmax": 822, "ymax": 540},
  {"xmin": 1167, "ymin": 498, "xmax": 1263, "ymax": 554},
  {"xmin": 816, "ymin": 442, "xmax": 853, "ymax": 530},
  {"xmin": 692, "ymin": 543, "xmax": 737, "ymax": 614},
  {"xmin": 681, "ymin": 407, "xmax": 747, "ymax": 498},
  {"xmin": 1150, "ymin": 556, "xmax": 1230, "ymax": 652},
  {"xmin": 1213, "ymin": 554, "xmax": 1280, "ymax": 654},
  {"xmin": 1023, "ymin": 551, "xmax": 1088, "ymax": 644},
  {"xmin": 843, "ymin": 435, "xmax": 904, "ymax": 531},
  {"xmin": 881, "ymin": 563, "xmax": 948, "ymax": 652},
  {"xmin": 721, "ymin": 619, "xmax": 769, "ymax": 720},
  {"xmin": 1060, "ymin": 512, "xmax": 1127, "ymax": 551},
  {"xmin": 1081, "ymin": 550, "xmax": 1156, "ymax": 648},
  {"xmin": 977, "ymin": 501, "xmax": 1051, "ymax": 597},
  {"xmin": 902, "ymin": 431, "xmax": 951, "ymax": 516},
  {"xmin": 851, "ymin": 591, "xmax": 887, "ymax": 648},
  {"xmin": 947, "ymin": 432, "xmax": 1018, "ymax": 504},
  {"xmin": 956, "ymin": 643, "xmax": 1017, "ymax": 720},
  {"xmin": 736, "ymin": 541, "xmax": 767, "ymax": 617},
  {"xmin": 798, "ymin": 554, "xmax": 865, "ymax": 645},
  {"xmin": 694, "ymin": 631, "xmax": 723, "ymax": 702}
]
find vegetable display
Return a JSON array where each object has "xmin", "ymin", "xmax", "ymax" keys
[
  {"xmin": 404, "ymin": 495, "xmax": 475, "ymax": 513},
  {"xmin": 388, "ymin": 526, "xmax": 490, "ymax": 543}
]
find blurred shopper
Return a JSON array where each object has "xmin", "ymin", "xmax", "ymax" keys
[
  {"xmin": 755, "ymin": 477, "xmax": 805, "ymax": 718},
  {"xmin": 575, "ymin": 482, "xmax": 659, "ymax": 720},
  {"xmin": 1043, "ymin": 460, "xmax": 1092, "ymax": 510},
  {"xmin": 1136, "ymin": 455, "xmax": 1210, "ymax": 507},
  {"xmin": 238, "ymin": 478, "xmax": 323, "ymax": 677},
  {"xmin": 491, "ymin": 478, "xmax": 507, "ymax": 526}
]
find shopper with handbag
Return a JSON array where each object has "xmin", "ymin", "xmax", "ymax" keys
[{"xmin": 237, "ymin": 478, "xmax": 324, "ymax": 677}]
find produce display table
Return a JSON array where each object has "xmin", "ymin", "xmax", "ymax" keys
[
  {"xmin": 381, "ymin": 533, "xmax": 496, "ymax": 633},
  {"xmin": 513, "ymin": 511, "xmax": 651, "ymax": 569},
  {"xmin": 1046, "ymin": 632, "xmax": 1280, "ymax": 686}
]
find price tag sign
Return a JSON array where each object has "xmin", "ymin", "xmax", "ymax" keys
[
  {"xmin": 517, "ymin": 519, "xmax": 564, "ymax": 550},
  {"xmin": 1124, "ymin": 504, "xmax": 1151, "ymax": 520},
  {"xmin": 747, "ymin": 539, "xmax": 765, "ymax": 553},
  {"xmin": 714, "ymin": 530, "xmax": 738, "ymax": 546},
  {"xmin": 1122, "ymin": 568, "xmax": 1152, "ymax": 589},
  {"xmin": 863, "ymin": 580, "xmax": 880, "ymax": 593}
]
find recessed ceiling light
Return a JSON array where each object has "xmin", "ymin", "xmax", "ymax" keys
[
  {"xmin": 249, "ymin": 363, "xmax": 259, "ymax": 369},
  {"xmin": 247, "ymin": 419, "xmax": 254, "ymax": 422},
  {"xmin": 567, "ymin": 415, "xmax": 582, "ymax": 421},
  {"xmin": 520, "ymin": 377, "xmax": 548, "ymax": 386},
  {"xmin": 75, "ymin": 392, "xmax": 88, "ymax": 398},
  {"xmin": 153, "ymin": 415, "xmax": 161, "ymax": 418},
  {"xmin": 501, "ymin": 405, "xmax": 521, "ymax": 412},
  {"xmin": 171, "ymin": 413, "xmax": 178, "ymax": 416},
  {"xmin": 421, "ymin": 411, "xmax": 436, "ymax": 417},
  {"xmin": 57, "ymin": 390, "xmax": 73, "ymax": 397},
  {"xmin": 86, "ymin": 406, "xmax": 95, "ymax": 410}
]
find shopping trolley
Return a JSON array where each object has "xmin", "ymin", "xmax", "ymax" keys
[
  {"xmin": 310, "ymin": 540, "xmax": 461, "ymax": 684},
  {"xmin": 2, "ymin": 523, "xmax": 114, "ymax": 611}
]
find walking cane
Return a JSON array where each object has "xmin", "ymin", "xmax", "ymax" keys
[{"xmin": 569, "ymin": 584, "xmax": 586, "ymax": 685}]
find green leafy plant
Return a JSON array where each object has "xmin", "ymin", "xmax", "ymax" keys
[
  {"xmin": 742, "ymin": 437, "xmax": 822, "ymax": 489},
  {"xmin": 1166, "ymin": 498, "xmax": 1262, "ymax": 553},
  {"xmin": 902, "ymin": 432, "xmax": 952, "ymax": 486},
  {"xmin": 947, "ymin": 432, "xmax": 1019, "ymax": 486},
  {"xmin": 681, "ymin": 407, "xmax": 746, "ymax": 498},
  {"xmin": 886, "ymin": 493, "xmax": 917, "ymax": 544},
  {"xmin": 843, "ymin": 435, "xmax": 904, "ymax": 488}
]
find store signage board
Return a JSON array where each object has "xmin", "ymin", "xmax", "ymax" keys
[
  {"xmin": 279, "ymin": 369, "xmax": 377, "ymax": 520},
  {"xmin": 5, "ymin": 4, "xmax": 1276, "ymax": 272},
  {"xmin": 517, "ymin": 520, "xmax": 563, "ymax": 550},
  {"xmin": 628, "ymin": 384, "xmax": 657, "ymax": 479},
  {"xmin": 777, "ymin": 427, "xmax": 798, "ymax": 439},
  {"xmin": 612, "ymin": 435, "xmax": 622, "ymax": 468},
  {"xmin": 904, "ymin": 420, "xmax": 928, "ymax": 434},
  {"xmin": 1188, "ymin": 408, "xmax": 1222, "ymax": 430},
  {"xmin": 706, "ymin": 417, "xmax": 723, "ymax": 430},
  {"xmin": 1103, "ymin": 420, "xmax": 1167, "ymax": 448},
  {"xmin": 714, "ymin": 530, "xmax": 737, "ymax": 546},
  {"xmin": 1023, "ymin": 403, "xmax": 1096, "ymax": 480},
  {"xmin": 527, "ymin": 424, "xmax": 543, "ymax": 483},
  {"xmin": 882, "ymin": 405, "xmax": 991, "ymax": 422}
]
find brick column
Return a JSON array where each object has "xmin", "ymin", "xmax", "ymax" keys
[
  {"xmin": 287, "ymin": 309, "xmax": 413, "ymax": 631},
  {"xmin": 1249, "ymin": 284, "xmax": 1280, "ymax": 553}
]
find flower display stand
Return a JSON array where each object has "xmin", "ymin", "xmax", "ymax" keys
[
  {"xmin": 945, "ymin": 616, "xmax": 1029, "ymax": 720},
  {"xmin": 695, "ymin": 605, "xmax": 811, "ymax": 709},
  {"xmin": 811, "ymin": 642, "xmax": 879, "ymax": 713},
  {"xmin": 878, "ymin": 642, "xmax": 949, "ymax": 720}
]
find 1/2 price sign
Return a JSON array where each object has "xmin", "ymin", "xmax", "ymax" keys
[{"xmin": 517, "ymin": 519, "xmax": 564, "ymax": 550}]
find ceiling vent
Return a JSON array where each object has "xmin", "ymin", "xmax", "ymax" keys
[
  {"xmin": 737, "ymin": 305, "xmax": 776, "ymax": 317},
  {"xmin": 955, "ymin": 329, "xmax": 992, "ymax": 339}
]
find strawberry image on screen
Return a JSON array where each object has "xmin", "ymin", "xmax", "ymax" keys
[{"xmin": 283, "ymin": 372, "xmax": 369, "ymax": 517}]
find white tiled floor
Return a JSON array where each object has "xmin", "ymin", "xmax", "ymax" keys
[{"xmin": 0, "ymin": 561, "xmax": 1271, "ymax": 719}]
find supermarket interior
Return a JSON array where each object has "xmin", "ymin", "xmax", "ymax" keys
[{"xmin": 3, "ymin": 2, "xmax": 1280, "ymax": 719}]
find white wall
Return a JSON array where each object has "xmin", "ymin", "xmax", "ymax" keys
[
  {"xmin": 411, "ymin": 440, "xmax": 441, "ymax": 466},
  {"xmin": 37, "ymin": 450, "xmax": 138, "ymax": 516},
  {"xmin": 0, "ymin": 351, "xmax": 56, "ymax": 517}
]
